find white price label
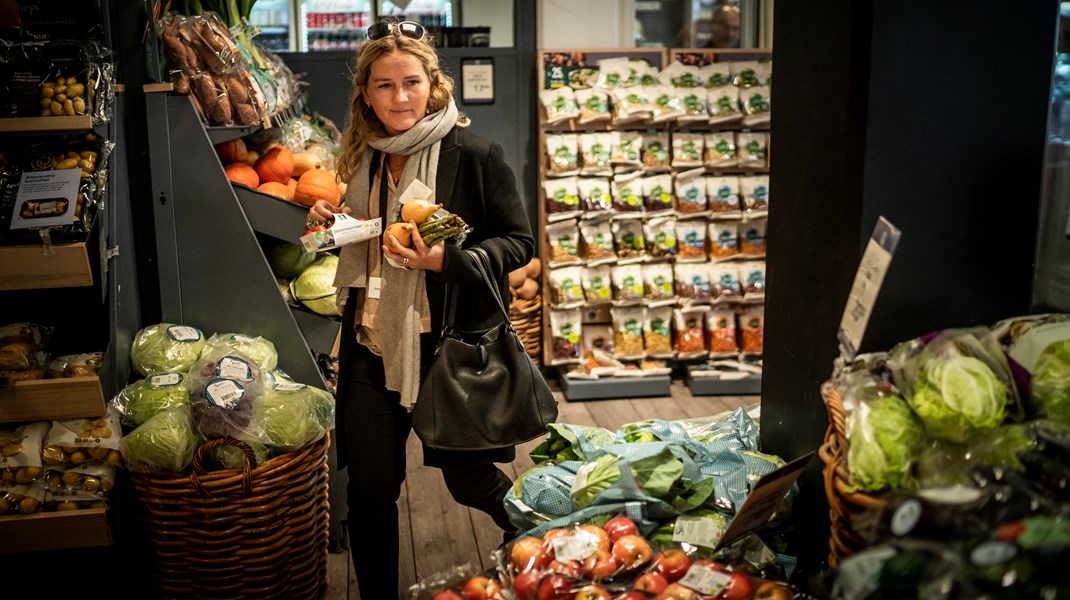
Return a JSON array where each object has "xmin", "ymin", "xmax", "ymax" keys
[
  {"xmin": 217, "ymin": 357, "xmax": 253, "ymax": 381},
  {"xmin": 275, "ymin": 382, "xmax": 306, "ymax": 392},
  {"xmin": 571, "ymin": 462, "xmax": 596, "ymax": 497},
  {"xmin": 890, "ymin": 499, "xmax": 922, "ymax": 537},
  {"xmin": 149, "ymin": 373, "xmax": 183, "ymax": 387},
  {"xmin": 205, "ymin": 379, "xmax": 245, "ymax": 409},
  {"xmin": 167, "ymin": 325, "xmax": 201, "ymax": 342},
  {"xmin": 672, "ymin": 515, "xmax": 726, "ymax": 548},
  {"xmin": 837, "ymin": 217, "xmax": 900, "ymax": 360},
  {"xmin": 970, "ymin": 542, "xmax": 1017, "ymax": 567},
  {"xmin": 677, "ymin": 564, "xmax": 732, "ymax": 596},
  {"xmin": 551, "ymin": 534, "xmax": 598, "ymax": 562},
  {"xmin": 232, "ymin": 334, "xmax": 255, "ymax": 343}
]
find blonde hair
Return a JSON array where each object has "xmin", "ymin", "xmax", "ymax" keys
[{"xmin": 335, "ymin": 32, "xmax": 469, "ymax": 182}]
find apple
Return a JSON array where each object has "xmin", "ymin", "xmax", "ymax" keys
[
  {"xmin": 512, "ymin": 536, "xmax": 551, "ymax": 573},
  {"xmin": 653, "ymin": 549, "xmax": 692, "ymax": 582},
  {"xmin": 617, "ymin": 594, "xmax": 647, "ymax": 600},
  {"xmin": 582, "ymin": 548, "xmax": 620, "ymax": 581},
  {"xmin": 690, "ymin": 559, "xmax": 722, "ymax": 571},
  {"xmin": 543, "ymin": 527, "xmax": 573, "ymax": 543},
  {"xmin": 573, "ymin": 585, "xmax": 611, "ymax": 600},
  {"xmin": 512, "ymin": 570, "xmax": 543, "ymax": 600},
  {"xmin": 633, "ymin": 572, "xmax": 669, "ymax": 593},
  {"xmin": 577, "ymin": 524, "xmax": 611, "ymax": 553},
  {"xmin": 430, "ymin": 591, "xmax": 463, "ymax": 600},
  {"xmin": 462, "ymin": 575, "xmax": 502, "ymax": 600},
  {"xmin": 753, "ymin": 581, "xmax": 794, "ymax": 600},
  {"xmin": 548, "ymin": 559, "xmax": 585, "ymax": 579},
  {"xmin": 655, "ymin": 583, "xmax": 699, "ymax": 600},
  {"xmin": 611, "ymin": 534, "xmax": 654, "ymax": 569},
  {"xmin": 536, "ymin": 573, "xmax": 574, "ymax": 600},
  {"xmin": 603, "ymin": 516, "xmax": 640, "ymax": 543},
  {"xmin": 718, "ymin": 573, "xmax": 755, "ymax": 600}
]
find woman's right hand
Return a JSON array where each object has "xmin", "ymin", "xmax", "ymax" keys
[{"xmin": 308, "ymin": 199, "xmax": 351, "ymax": 223}]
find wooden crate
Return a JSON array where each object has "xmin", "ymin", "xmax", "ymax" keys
[
  {"xmin": 0, "ymin": 376, "xmax": 106, "ymax": 423},
  {"xmin": 0, "ymin": 243, "xmax": 93, "ymax": 291},
  {"xmin": 0, "ymin": 508, "xmax": 111, "ymax": 554}
]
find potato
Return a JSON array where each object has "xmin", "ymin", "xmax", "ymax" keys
[
  {"xmin": 88, "ymin": 447, "xmax": 108, "ymax": 460},
  {"xmin": 524, "ymin": 257, "xmax": 542, "ymax": 280},
  {"xmin": 1, "ymin": 470, "xmax": 14, "ymax": 483},
  {"xmin": 91, "ymin": 426, "xmax": 112, "ymax": 439},
  {"xmin": 0, "ymin": 497, "xmax": 8, "ymax": 512},
  {"xmin": 82, "ymin": 477, "xmax": 101, "ymax": 492},
  {"xmin": 18, "ymin": 497, "xmax": 39, "ymax": 514},
  {"xmin": 42, "ymin": 446, "xmax": 65, "ymax": 464},
  {"xmin": 62, "ymin": 471, "xmax": 81, "ymax": 486},
  {"xmin": 54, "ymin": 501, "xmax": 79, "ymax": 512},
  {"xmin": 100, "ymin": 478, "xmax": 114, "ymax": 493},
  {"xmin": 2, "ymin": 443, "xmax": 21, "ymax": 457},
  {"xmin": 68, "ymin": 450, "xmax": 88, "ymax": 465},
  {"xmin": 106, "ymin": 450, "xmax": 121, "ymax": 466},
  {"xmin": 46, "ymin": 472, "xmax": 62, "ymax": 492},
  {"xmin": 508, "ymin": 268, "xmax": 527, "ymax": 289}
]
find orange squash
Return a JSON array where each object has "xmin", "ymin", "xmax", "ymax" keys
[
  {"xmin": 254, "ymin": 146, "xmax": 295, "ymax": 184},
  {"xmin": 293, "ymin": 168, "xmax": 341, "ymax": 207},
  {"xmin": 215, "ymin": 138, "xmax": 247, "ymax": 164},
  {"xmin": 258, "ymin": 181, "xmax": 293, "ymax": 200},
  {"xmin": 287, "ymin": 178, "xmax": 298, "ymax": 195},
  {"xmin": 224, "ymin": 162, "xmax": 259, "ymax": 188}
]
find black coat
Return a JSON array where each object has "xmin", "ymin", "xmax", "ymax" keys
[{"xmin": 336, "ymin": 126, "xmax": 535, "ymax": 468}]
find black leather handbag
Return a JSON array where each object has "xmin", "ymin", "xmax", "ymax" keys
[{"xmin": 413, "ymin": 247, "xmax": 558, "ymax": 450}]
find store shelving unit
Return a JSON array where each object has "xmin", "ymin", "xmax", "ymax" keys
[{"xmin": 0, "ymin": 508, "xmax": 112, "ymax": 553}]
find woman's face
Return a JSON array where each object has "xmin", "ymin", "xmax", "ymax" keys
[{"xmin": 363, "ymin": 50, "xmax": 432, "ymax": 136}]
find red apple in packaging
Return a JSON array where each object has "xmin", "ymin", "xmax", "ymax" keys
[
  {"xmin": 655, "ymin": 582, "xmax": 700, "ymax": 600},
  {"xmin": 461, "ymin": 575, "xmax": 502, "ymax": 600},
  {"xmin": 653, "ymin": 549, "xmax": 692, "ymax": 582},
  {"xmin": 633, "ymin": 572, "xmax": 669, "ymax": 593},
  {"xmin": 548, "ymin": 559, "xmax": 585, "ymax": 579},
  {"xmin": 582, "ymin": 548, "xmax": 620, "ymax": 581},
  {"xmin": 573, "ymin": 585, "xmax": 612, "ymax": 600},
  {"xmin": 754, "ymin": 581, "xmax": 794, "ymax": 600},
  {"xmin": 511, "ymin": 536, "xmax": 552, "ymax": 573},
  {"xmin": 536, "ymin": 573, "xmax": 574, "ymax": 600},
  {"xmin": 617, "ymin": 594, "xmax": 647, "ymax": 600},
  {"xmin": 577, "ymin": 524, "xmax": 611, "ymax": 553},
  {"xmin": 718, "ymin": 572, "xmax": 755, "ymax": 600},
  {"xmin": 603, "ymin": 516, "xmax": 640, "ymax": 543},
  {"xmin": 611, "ymin": 534, "xmax": 654, "ymax": 569},
  {"xmin": 512, "ymin": 569, "xmax": 544, "ymax": 600}
]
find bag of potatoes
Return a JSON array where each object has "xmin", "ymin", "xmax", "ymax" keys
[
  {"xmin": 0, "ymin": 422, "xmax": 48, "ymax": 486},
  {"xmin": 42, "ymin": 409, "xmax": 122, "ymax": 468},
  {"xmin": 43, "ymin": 464, "xmax": 115, "ymax": 511}
]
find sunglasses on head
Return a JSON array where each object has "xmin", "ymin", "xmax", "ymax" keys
[{"xmin": 367, "ymin": 20, "xmax": 427, "ymax": 41}]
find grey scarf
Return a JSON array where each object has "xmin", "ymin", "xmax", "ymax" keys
[{"xmin": 334, "ymin": 99, "xmax": 459, "ymax": 410}]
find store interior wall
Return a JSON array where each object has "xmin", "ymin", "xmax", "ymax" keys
[
  {"xmin": 460, "ymin": 0, "xmax": 514, "ymax": 47},
  {"xmin": 763, "ymin": 0, "xmax": 1056, "ymax": 575},
  {"xmin": 537, "ymin": 0, "xmax": 635, "ymax": 48}
]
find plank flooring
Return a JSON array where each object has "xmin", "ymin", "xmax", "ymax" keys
[{"xmin": 322, "ymin": 380, "xmax": 759, "ymax": 599}]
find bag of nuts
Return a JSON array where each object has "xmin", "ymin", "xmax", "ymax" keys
[
  {"xmin": 0, "ymin": 422, "xmax": 48, "ymax": 486},
  {"xmin": 612, "ymin": 306, "xmax": 646, "ymax": 359},
  {"xmin": 550, "ymin": 308, "xmax": 583, "ymax": 364},
  {"xmin": 42, "ymin": 409, "xmax": 122, "ymax": 468},
  {"xmin": 546, "ymin": 220, "xmax": 583, "ymax": 267},
  {"xmin": 644, "ymin": 306, "xmax": 675, "ymax": 358}
]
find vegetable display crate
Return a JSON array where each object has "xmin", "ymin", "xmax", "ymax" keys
[
  {"xmin": 688, "ymin": 373, "xmax": 762, "ymax": 396},
  {"xmin": 818, "ymin": 385, "xmax": 886, "ymax": 567},
  {"xmin": 233, "ymin": 184, "xmax": 308, "ymax": 242},
  {"xmin": 127, "ymin": 436, "xmax": 330, "ymax": 599},
  {"xmin": 0, "ymin": 242, "xmax": 94, "ymax": 291},
  {"xmin": 559, "ymin": 374, "xmax": 672, "ymax": 401},
  {"xmin": 0, "ymin": 375, "xmax": 106, "ymax": 423}
]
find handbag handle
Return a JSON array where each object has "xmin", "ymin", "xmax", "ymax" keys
[{"xmin": 442, "ymin": 246, "xmax": 512, "ymax": 328}]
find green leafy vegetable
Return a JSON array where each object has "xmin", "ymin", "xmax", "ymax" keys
[
  {"xmin": 120, "ymin": 407, "xmax": 202, "ymax": 473},
  {"xmin": 290, "ymin": 255, "xmax": 341, "ymax": 316},
  {"xmin": 571, "ymin": 454, "xmax": 623, "ymax": 508},
  {"xmin": 1031, "ymin": 340, "xmax": 1070, "ymax": 420},
  {"xmin": 209, "ymin": 441, "xmax": 273, "ymax": 470},
  {"xmin": 267, "ymin": 242, "xmax": 317, "ymax": 279},
  {"xmin": 112, "ymin": 373, "xmax": 191, "ymax": 426},
  {"xmin": 846, "ymin": 395, "xmax": 926, "ymax": 492},
  {"xmin": 259, "ymin": 382, "xmax": 335, "ymax": 452},
  {"xmin": 206, "ymin": 333, "xmax": 279, "ymax": 372},
  {"xmin": 909, "ymin": 355, "xmax": 1007, "ymax": 442},
  {"xmin": 130, "ymin": 323, "xmax": 206, "ymax": 376}
]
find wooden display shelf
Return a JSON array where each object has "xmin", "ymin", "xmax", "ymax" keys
[
  {"xmin": 0, "ymin": 115, "xmax": 93, "ymax": 133},
  {"xmin": 0, "ymin": 242, "xmax": 93, "ymax": 291},
  {"xmin": 559, "ymin": 373, "xmax": 672, "ymax": 401},
  {"xmin": 0, "ymin": 376, "xmax": 106, "ymax": 423},
  {"xmin": 0, "ymin": 508, "xmax": 111, "ymax": 554},
  {"xmin": 688, "ymin": 373, "xmax": 762, "ymax": 395}
]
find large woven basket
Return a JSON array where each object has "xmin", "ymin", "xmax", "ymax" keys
[
  {"xmin": 510, "ymin": 291, "xmax": 542, "ymax": 366},
  {"xmin": 818, "ymin": 386, "xmax": 886, "ymax": 568},
  {"xmin": 128, "ymin": 435, "xmax": 331, "ymax": 599}
]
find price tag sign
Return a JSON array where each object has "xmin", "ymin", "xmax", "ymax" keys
[
  {"xmin": 837, "ymin": 216, "xmax": 902, "ymax": 361},
  {"xmin": 677, "ymin": 564, "xmax": 732, "ymax": 596},
  {"xmin": 10, "ymin": 168, "xmax": 81, "ymax": 230},
  {"xmin": 715, "ymin": 452, "xmax": 813, "ymax": 551},
  {"xmin": 672, "ymin": 515, "xmax": 726, "ymax": 548},
  {"xmin": 551, "ymin": 534, "xmax": 598, "ymax": 562},
  {"xmin": 462, "ymin": 58, "xmax": 494, "ymax": 104}
]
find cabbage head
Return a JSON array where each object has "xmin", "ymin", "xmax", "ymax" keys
[
  {"xmin": 909, "ymin": 355, "xmax": 1006, "ymax": 442},
  {"xmin": 112, "ymin": 372, "xmax": 190, "ymax": 426},
  {"xmin": 131, "ymin": 323, "xmax": 206, "ymax": 376},
  {"xmin": 260, "ymin": 382, "xmax": 335, "ymax": 452},
  {"xmin": 206, "ymin": 333, "xmax": 279, "ymax": 372},
  {"xmin": 120, "ymin": 406, "xmax": 202, "ymax": 473},
  {"xmin": 1032, "ymin": 340, "xmax": 1070, "ymax": 420},
  {"xmin": 209, "ymin": 441, "xmax": 274, "ymax": 470},
  {"xmin": 571, "ymin": 454, "xmax": 623, "ymax": 508},
  {"xmin": 290, "ymin": 255, "xmax": 341, "ymax": 316},
  {"xmin": 267, "ymin": 242, "xmax": 317, "ymax": 279},
  {"xmin": 846, "ymin": 395, "xmax": 926, "ymax": 492}
]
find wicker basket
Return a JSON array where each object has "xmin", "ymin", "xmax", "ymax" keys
[
  {"xmin": 510, "ymin": 291, "xmax": 543, "ymax": 366},
  {"xmin": 818, "ymin": 386, "xmax": 886, "ymax": 568},
  {"xmin": 127, "ymin": 435, "xmax": 331, "ymax": 599}
]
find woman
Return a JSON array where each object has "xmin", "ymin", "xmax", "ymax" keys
[{"xmin": 306, "ymin": 20, "xmax": 534, "ymax": 599}]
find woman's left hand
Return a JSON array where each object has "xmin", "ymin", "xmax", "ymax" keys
[{"xmin": 383, "ymin": 222, "xmax": 444, "ymax": 272}]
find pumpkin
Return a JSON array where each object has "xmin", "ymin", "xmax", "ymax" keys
[
  {"xmin": 291, "ymin": 152, "xmax": 323, "ymax": 177},
  {"xmin": 287, "ymin": 178, "xmax": 298, "ymax": 194},
  {"xmin": 293, "ymin": 168, "xmax": 341, "ymax": 207},
  {"xmin": 224, "ymin": 162, "xmax": 259, "ymax": 188},
  {"xmin": 215, "ymin": 138, "xmax": 247, "ymax": 164},
  {"xmin": 243, "ymin": 149, "xmax": 260, "ymax": 166},
  {"xmin": 254, "ymin": 146, "xmax": 295, "ymax": 184},
  {"xmin": 258, "ymin": 181, "xmax": 292, "ymax": 200}
]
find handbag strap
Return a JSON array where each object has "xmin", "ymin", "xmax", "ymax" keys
[{"xmin": 442, "ymin": 246, "xmax": 512, "ymax": 328}]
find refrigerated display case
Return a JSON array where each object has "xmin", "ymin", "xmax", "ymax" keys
[
  {"xmin": 378, "ymin": 0, "xmax": 453, "ymax": 28},
  {"xmin": 301, "ymin": 0, "xmax": 372, "ymax": 51},
  {"xmin": 249, "ymin": 0, "xmax": 295, "ymax": 51}
]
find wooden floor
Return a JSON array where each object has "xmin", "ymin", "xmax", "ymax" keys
[{"xmin": 321, "ymin": 380, "xmax": 759, "ymax": 600}]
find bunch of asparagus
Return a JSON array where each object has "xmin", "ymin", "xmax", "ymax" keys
[{"xmin": 418, "ymin": 214, "xmax": 468, "ymax": 247}]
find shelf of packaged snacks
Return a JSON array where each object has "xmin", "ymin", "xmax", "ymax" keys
[
  {"xmin": 688, "ymin": 372, "xmax": 762, "ymax": 396},
  {"xmin": 234, "ymin": 184, "xmax": 308, "ymax": 242},
  {"xmin": 0, "ymin": 508, "xmax": 111, "ymax": 554},
  {"xmin": 0, "ymin": 375, "xmax": 106, "ymax": 424},
  {"xmin": 0, "ymin": 242, "xmax": 94, "ymax": 291},
  {"xmin": 558, "ymin": 372, "xmax": 672, "ymax": 401}
]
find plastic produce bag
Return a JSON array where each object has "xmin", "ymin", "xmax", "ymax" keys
[
  {"xmin": 258, "ymin": 381, "xmax": 335, "ymax": 452},
  {"xmin": 186, "ymin": 345, "xmax": 267, "ymax": 441},
  {"xmin": 110, "ymin": 372, "xmax": 191, "ymax": 427},
  {"xmin": 130, "ymin": 323, "xmax": 207, "ymax": 376},
  {"xmin": 989, "ymin": 313, "xmax": 1070, "ymax": 420},
  {"xmin": 120, "ymin": 406, "xmax": 203, "ymax": 473},
  {"xmin": 205, "ymin": 332, "xmax": 279, "ymax": 372}
]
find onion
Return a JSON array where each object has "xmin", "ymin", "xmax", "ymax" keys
[
  {"xmin": 385, "ymin": 222, "xmax": 413, "ymax": 247},
  {"xmin": 400, "ymin": 199, "xmax": 441, "ymax": 224}
]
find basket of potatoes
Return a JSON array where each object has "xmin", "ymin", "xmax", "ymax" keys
[{"xmin": 508, "ymin": 257, "xmax": 543, "ymax": 364}]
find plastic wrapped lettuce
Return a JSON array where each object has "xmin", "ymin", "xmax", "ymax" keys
[
  {"xmin": 186, "ymin": 345, "xmax": 267, "ymax": 441},
  {"xmin": 846, "ymin": 394, "xmax": 926, "ymax": 493},
  {"xmin": 529, "ymin": 423, "xmax": 615, "ymax": 464},
  {"xmin": 130, "ymin": 323, "xmax": 206, "ymax": 376},
  {"xmin": 267, "ymin": 242, "xmax": 317, "ymax": 279},
  {"xmin": 889, "ymin": 328, "xmax": 1018, "ymax": 443},
  {"xmin": 205, "ymin": 333, "xmax": 279, "ymax": 372},
  {"xmin": 120, "ymin": 406, "xmax": 202, "ymax": 473},
  {"xmin": 209, "ymin": 441, "xmax": 273, "ymax": 470},
  {"xmin": 110, "ymin": 372, "xmax": 191, "ymax": 426},
  {"xmin": 990, "ymin": 314, "xmax": 1070, "ymax": 421},
  {"xmin": 916, "ymin": 422, "xmax": 1040, "ymax": 488},
  {"xmin": 259, "ymin": 381, "xmax": 335, "ymax": 452},
  {"xmin": 290, "ymin": 254, "xmax": 341, "ymax": 316}
]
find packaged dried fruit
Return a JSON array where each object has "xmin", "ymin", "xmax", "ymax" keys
[{"xmin": 612, "ymin": 306, "xmax": 646, "ymax": 359}]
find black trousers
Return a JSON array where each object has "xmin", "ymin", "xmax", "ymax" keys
[{"xmin": 341, "ymin": 349, "xmax": 515, "ymax": 600}]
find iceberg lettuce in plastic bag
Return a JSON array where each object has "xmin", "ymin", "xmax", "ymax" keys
[
  {"xmin": 205, "ymin": 332, "xmax": 279, "ymax": 372},
  {"xmin": 130, "ymin": 323, "xmax": 206, "ymax": 376},
  {"xmin": 990, "ymin": 313, "xmax": 1070, "ymax": 421},
  {"xmin": 110, "ymin": 372, "xmax": 191, "ymax": 426}
]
